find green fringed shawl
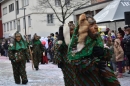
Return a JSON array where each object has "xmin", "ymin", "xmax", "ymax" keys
[
  {"xmin": 68, "ymin": 26, "xmax": 104, "ymax": 61},
  {"xmin": 33, "ymin": 40, "xmax": 41, "ymax": 45},
  {"xmin": 9, "ymin": 40, "xmax": 27, "ymax": 51}
]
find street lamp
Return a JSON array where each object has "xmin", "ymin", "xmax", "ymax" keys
[{"xmin": 19, "ymin": 8, "xmax": 26, "ymax": 35}]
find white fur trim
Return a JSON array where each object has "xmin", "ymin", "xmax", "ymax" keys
[
  {"xmin": 63, "ymin": 24, "xmax": 71, "ymax": 45},
  {"xmin": 77, "ymin": 43, "xmax": 85, "ymax": 52},
  {"xmin": 58, "ymin": 40, "xmax": 63, "ymax": 44},
  {"xmin": 10, "ymin": 43, "xmax": 13, "ymax": 47}
]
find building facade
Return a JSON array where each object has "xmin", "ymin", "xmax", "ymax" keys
[
  {"xmin": 1, "ymin": 0, "xmax": 74, "ymax": 38},
  {"xmin": 0, "ymin": 3, "xmax": 3, "ymax": 39}
]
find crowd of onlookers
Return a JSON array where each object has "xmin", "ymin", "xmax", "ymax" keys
[{"xmin": 101, "ymin": 26, "xmax": 130, "ymax": 78}]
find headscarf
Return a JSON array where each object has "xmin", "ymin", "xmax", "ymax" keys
[{"xmin": 8, "ymin": 31, "xmax": 27, "ymax": 51}]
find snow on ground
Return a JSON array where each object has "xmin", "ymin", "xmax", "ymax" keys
[{"xmin": 0, "ymin": 56, "xmax": 130, "ymax": 86}]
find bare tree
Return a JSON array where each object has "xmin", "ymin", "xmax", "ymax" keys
[{"xmin": 34, "ymin": 0, "xmax": 90, "ymax": 24}]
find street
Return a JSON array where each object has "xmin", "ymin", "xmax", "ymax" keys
[{"xmin": 0, "ymin": 56, "xmax": 130, "ymax": 86}]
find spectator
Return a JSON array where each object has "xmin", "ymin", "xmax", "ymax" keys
[
  {"xmin": 55, "ymin": 32, "xmax": 58, "ymax": 38},
  {"xmin": 1, "ymin": 42, "xmax": 5, "ymax": 56},
  {"xmin": 117, "ymin": 33, "xmax": 124, "ymax": 50},
  {"xmin": 3, "ymin": 40, "xmax": 8, "ymax": 57},
  {"xmin": 122, "ymin": 27, "xmax": 130, "ymax": 74},
  {"xmin": 118, "ymin": 27, "xmax": 125, "ymax": 37},
  {"xmin": 114, "ymin": 39, "xmax": 124, "ymax": 78}
]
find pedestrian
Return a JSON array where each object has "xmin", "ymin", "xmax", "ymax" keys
[
  {"xmin": 1, "ymin": 42, "xmax": 5, "ymax": 56},
  {"xmin": 3, "ymin": 40, "xmax": 8, "ymax": 57},
  {"xmin": 67, "ymin": 14, "xmax": 120, "ymax": 86},
  {"xmin": 48, "ymin": 39, "xmax": 53, "ymax": 62},
  {"xmin": 114, "ymin": 39, "xmax": 124, "ymax": 78},
  {"xmin": 118, "ymin": 27, "xmax": 125, "ymax": 37},
  {"xmin": 122, "ymin": 27, "xmax": 130, "ymax": 74},
  {"xmin": 8, "ymin": 31, "xmax": 28, "ymax": 84},
  {"xmin": 55, "ymin": 21, "xmax": 75, "ymax": 86},
  {"xmin": 31, "ymin": 33, "xmax": 44, "ymax": 70}
]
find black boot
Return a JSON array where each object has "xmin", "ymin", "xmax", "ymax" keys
[
  {"xmin": 35, "ymin": 66, "xmax": 39, "ymax": 71},
  {"xmin": 22, "ymin": 80, "xmax": 28, "ymax": 84},
  {"xmin": 128, "ymin": 70, "xmax": 130, "ymax": 74},
  {"xmin": 15, "ymin": 82, "xmax": 20, "ymax": 84}
]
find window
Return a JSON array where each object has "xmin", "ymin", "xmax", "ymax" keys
[
  {"xmin": 3, "ymin": 7, "xmax": 7, "ymax": 15},
  {"xmin": 65, "ymin": 0, "xmax": 70, "ymax": 6},
  {"xmin": 22, "ymin": 0, "xmax": 29, "ymax": 7},
  {"xmin": 17, "ymin": 20, "xmax": 21, "ymax": 31},
  {"xmin": 10, "ymin": 21, "xmax": 12, "ymax": 30},
  {"xmin": 55, "ymin": 0, "xmax": 61, "ymax": 6},
  {"xmin": 23, "ymin": 18, "xmax": 25, "ymax": 29},
  {"xmin": 16, "ymin": 1, "xmax": 19, "ymax": 14},
  {"xmin": 13, "ymin": 20, "xmax": 16, "ymax": 29},
  {"xmin": 47, "ymin": 14, "xmax": 54, "ymax": 24},
  {"xmin": 9, "ymin": 3, "xmax": 14, "ymax": 12},
  {"xmin": 7, "ymin": 23, "xmax": 9, "ymax": 31},
  {"xmin": 3, "ymin": 24, "xmax": 6, "ymax": 32},
  {"xmin": 28, "ymin": 16, "xmax": 31, "ymax": 27}
]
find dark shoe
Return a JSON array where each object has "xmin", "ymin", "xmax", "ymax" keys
[
  {"xmin": 15, "ymin": 82, "xmax": 20, "ymax": 84},
  {"xmin": 36, "ymin": 68, "xmax": 39, "ymax": 70},
  {"xmin": 128, "ymin": 71, "xmax": 130, "ymax": 74},
  {"xmin": 22, "ymin": 80, "xmax": 28, "ymax": 84}
]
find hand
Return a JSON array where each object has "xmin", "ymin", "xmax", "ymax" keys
[
  {"xmin": 43, "ymin": 52, "xmax": 45, "ymax": 56},
  {"xmin": 97, "ymin": 61, "xmax": 106, "ymax": 70},
  {"xmin": 58, "ymin": 62, "xmax": 64, "ymax": 68},
  {"xmin": 93, "ymin": 46, "xmax": 104, "ymax": 57},
  {"xmin": 11, "ymin": 59, "xmax": 16, "ymax": 62}
]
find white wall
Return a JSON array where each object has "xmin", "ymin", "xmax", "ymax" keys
[{"xmin": 1, "ymin": 0, "xmax": 74, "ymax": 38}]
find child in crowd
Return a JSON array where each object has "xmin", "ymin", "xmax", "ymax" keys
[{"xmin": 114, "ymin": 39, "xmax": 124, "ymax": 78}]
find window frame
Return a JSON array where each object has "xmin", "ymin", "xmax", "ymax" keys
[
  {"xmin": 47, "ymin": 14, "xmax": 54, "ymax": 24},
  {"xmin": 10, "ymin": 21, "xmax": 12, "ymax": 30},
  {"xmin": 65, "ymin": 0, "xmax": 70, "ymax": 6},
  {"xmin": 22, "ymin": 0, "xmax": 29, "ymax": 7},
  {"xmin": 28, "ymin": 16, "xmax": 31, "ymax": 27},
  {"xmin": 13, "ymin": 20, "xmax": 16, "ymax": 29},
  {"xmin": 9, "ymin": 3, "xmax": 14, "ymax": 12},
  {"xmin": 3, "ymin": 24, "xmax": 6, "ymax": 32},
  {"xmin": 55, "ymin": 0, "xmax": 61, "ymax": 7},
  {"xmin": 3, "ymin": 7, "xmax": 7, "ymax": 15},
  {"xmin": 7, "ymin": 22, "xmax": 9, "ymax": 31}
]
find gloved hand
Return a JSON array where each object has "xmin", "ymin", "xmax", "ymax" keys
[
  {"xmin": 97, "ymin": 61, "xmax": 106, "ymax": 70},
  {"xmin": 58, "ymin": 62, "xmax": 64, "ymax": 68},
  {"xmin": 93, "ymin": 46, "xmax": 104, "ymax": 57},
  {"xmin": 11, "ymin": 59, "xmax": 16, "ymax": 62}
]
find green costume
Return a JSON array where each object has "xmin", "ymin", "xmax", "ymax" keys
[
  {"xmin": 54, "ymin": 25, "xmax": 74, "ymax": 86},
  {"xmin": 67, "ymin": 26, "xmax": 120, "ymax": 86},
  {"xmin": 55, "ymin": 41, "xmax": 74, "ymax": 86},
  {"xmin": 32, "ymin": 37, "xmax": 44, "ymax": 70},
  {"xmin": 8, "ymin": 32, "xmax": 28, "ymax": 84}
]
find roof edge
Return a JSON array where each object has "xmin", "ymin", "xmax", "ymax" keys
[{"xmin": 74, "ymin": 0, "xmax": 113, "ymax": 11}]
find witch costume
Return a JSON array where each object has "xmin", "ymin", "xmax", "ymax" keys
[
  {"xmin": 55, "ymin": 24, "xmax": 75, "ymax": 86},
  {"xmin": 31, "ymin": 33, "xmax": 44, "ymax": 70},
  {"xmin": 67, "ymin": 14, "xmax": 121, "ymax": 86},
  {"xmin": 8, "ymin": 32, "xmax": 28, "ymax": 84}
]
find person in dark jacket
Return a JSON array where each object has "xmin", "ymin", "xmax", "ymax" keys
[
  {"xmin": 122, "ymin": 27, "xmax": 130, "ymax": 74},
  {"xmin": 3, "ymin": 40, "xmax": 9, "ymax": 57}
]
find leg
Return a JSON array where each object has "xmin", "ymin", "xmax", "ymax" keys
[
  {"xmin": 11, "ymin": 62, "xmax": 21, "ymax": 84},
  {"xmin": 33, "ymin": 52, "xmax": 39, "ymax": 70},
  {"xmin": 19, "ymin": 60, "xmax": 28, "ymax": 84},
  {"xmin": 117, "ymin": 61, "xmax": 123, "ymax": 78},
  {"xmin": 126, "ymin": 55, "xmax": 130, "ymax": 74}
]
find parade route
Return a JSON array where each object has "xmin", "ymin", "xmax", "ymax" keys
[{"xmin": 0, "ymin": 56, "xmax": 130, "ymax": 86}]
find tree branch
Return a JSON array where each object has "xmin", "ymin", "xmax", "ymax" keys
[{"xmin": 47, "ymin": 0, "xmax": 63, "ymax": 23}]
